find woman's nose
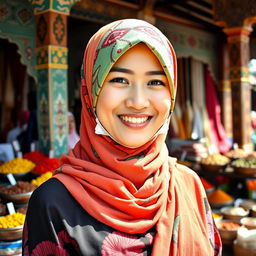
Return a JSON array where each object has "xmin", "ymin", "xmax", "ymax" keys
[{"xmin": 125, "ymin": 85, "xmax": 150, "ymax": 110}]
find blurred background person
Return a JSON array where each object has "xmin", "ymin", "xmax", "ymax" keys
[
  {"xmin": 68, "ymin": 111, "xmax": 80, "ymax": 150},
  {"xmin": 6, "ymin": 109, "xmax": 30, "ymax": 144}
]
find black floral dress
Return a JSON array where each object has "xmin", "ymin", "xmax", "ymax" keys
[{"xmin": 23, "ymin": 179, "xmax": 154, "ymax": 256}]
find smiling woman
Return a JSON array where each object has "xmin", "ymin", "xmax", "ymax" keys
[
  {"xmin": 23, "ymin": 19, "xmax": 222, "ymax": 256},
  {"xmin": 96, "ymin": 43, "xmax": 171, "ymax": 148}
]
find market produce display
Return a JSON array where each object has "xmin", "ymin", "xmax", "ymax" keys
[
  {"xmin": 0, "ymin": 181, "xmax": 36, "ymax": 195},
  {"xmin": 0, "ymin": 213, "xmax": 25, "ymax": 229},
  {"xmin": 33, "ymin": 158, "xmax": 59, "ymax": 174},
  {"xmin": 31, "ymin": 172, "xmax": 53, "ymax": 187},
  {"xmin": 232, "ymin": 158, "xmax": 256, "ymax": 168},
  {"xmin": 225, "ymin": 149, "xmax": 249, "ymax": 159},
  {"xmin": 0, "ymin": 158, "xmax": 35, "ymax": 174},
  {"xmin": 207, "ymin": 189, "xmax": 234, "ymax": 208},
  {"xmin": 23, "ymin": 151, "xmax": 47, "ymax": 164},
  {"xmin": 218, "ymin": 221, "xmax": 241, "ymax": 231},
  {"xmin": 200, "ymin": 153, "xmax": 230, "ymax": 165}
]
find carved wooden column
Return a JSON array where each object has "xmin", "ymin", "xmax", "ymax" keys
[
  {"xmin": 213, "ymin": 0, "xmax": 256, "ymax": 148},
  {"xmin": 223, "ymin": 26, "xmax": 252, "ymax": 148},
  {"xmin": 31, "ymin": 0, "xmax": 79, "ymax": 157},
  {"xmin": 137, "ymin": 0, "xmax": 157, "ymax": 24},
  {"xmin": 218, "ymin": 37, "xmax": 233, "ymax": 139}
]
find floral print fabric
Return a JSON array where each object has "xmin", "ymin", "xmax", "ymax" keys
[{"xmin": 23, "ymin": 179, "xmax": 154, "ymax": 256}]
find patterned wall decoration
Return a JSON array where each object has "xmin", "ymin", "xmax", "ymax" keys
[
  {"xmin": 36, "ymin": 12, "xmax": 66, "ymax": 47},
  {"xmin": 36, "ymin": 45, "xmax": 68, "ymax": 69},
  {"xmin": 230, "ymin": 67, "xmax": 250, "ymax": 82},
  {"xmin": 37, "ymin": 45, "xmax": 68, "ymax": 156},
  {"xmin": 38, "ymin": 69, "xmax": 51, "ymax": 155},
  {"xmin": 53, "ymin": 14, "xmax": 65, "ymax": 44},
  {"xmin": 0, "ymin": 0, "xmax": 37, "ymax": 81},
  {"xmin": 51, "ymin": 68, "xmax": 68, "ymax": 157},
  {"xmin": 156, "ymin": 19, "xmax": 218, "ymax": 80},
  {"xmin": 30, "ymin": 0, "xmax": 80, "ymax": 14},
  {"xmin": 37, "ymin": 14, "xmax": 47, "ymax": 44},
  {"xmin": 225, "ymin": 28, "xmax": 251, "ymax": 82}
]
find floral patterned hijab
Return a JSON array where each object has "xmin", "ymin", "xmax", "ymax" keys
[{"xmin": 54, "ymin": 19, "xmax": 220, "ymax": 255}]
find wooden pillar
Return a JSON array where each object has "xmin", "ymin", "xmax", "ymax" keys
[
  {"xmin": 218, "ymin": 38, "xmax": 233, "ymax": 139},
  {"xmin": 223, "ymin": 26, "xmax": 252, "ymax": 149},
  {"xmin": 137, "ymin": 0, "xmax": 156, "ymax": 24},
  {"xmin": 32, "ymin": 1, "xmax": 71, "ymax": 157}
]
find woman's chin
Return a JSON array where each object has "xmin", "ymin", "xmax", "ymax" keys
[{"xmin": 115, "ymin": 137, "xmax": 151, "ymax": 148}]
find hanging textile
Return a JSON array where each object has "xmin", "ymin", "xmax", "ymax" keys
[{"xmin": 204, "ymin": 66, "xmax": 231, "ymax": 153}]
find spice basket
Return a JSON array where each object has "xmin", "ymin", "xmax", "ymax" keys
[
  {"xmin": 210, "ymin": 200, "xmax": 234, "ymax": 209},
  {"xmin": 220, "ymin": 206, "xmax": 249, "ymax": 221},
  {"xmin": 207, "ymin": 189, "xmax": 234, "ymax": 209},
  {"xmin": 0, "ymin": 190, "xmax": 33, "ymax": 205},
  {"xmin": 0, "ymin": 225, "xmax": 23, "ymax": 241},
  {"xmin": 240, "ymin": 217, "xmax": 256, "ymax": 230},
  {"xmin": 233, "ymin": 166, "xmax": 256, "ymax": 175},
  {"xmin": 233, "ymin": 240, "xmax": 256, "ymax": 256},
  {"xmin": 200, "ymin": 163, "xmax": 227, "ymax": 173},
  {"xmin": 251, "ymin": 205, "xmax": 256, "ymax": 217},
  {"xmin": 217, "ymin": 219, "xmax": 241, "ymax": 245}
]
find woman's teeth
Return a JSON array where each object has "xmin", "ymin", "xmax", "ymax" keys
[{"xmin": 120, "ymin": 116, "xmax": 148, "ymax": 123}]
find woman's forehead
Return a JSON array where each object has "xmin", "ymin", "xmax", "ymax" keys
[{"xmin": 111, "ymin": 43, "xmax": 164, "ymax": 72}]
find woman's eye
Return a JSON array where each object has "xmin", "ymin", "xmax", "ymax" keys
[
  {"xmin": 148, "ymin": 80, "xmax": 166, "ymax": 86},
  {"xmin": 109, "ymin": 77, "xmax": 128, "ymax": 84}
]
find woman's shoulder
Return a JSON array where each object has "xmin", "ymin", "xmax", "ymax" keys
[
  {"xmin": 29, "ymin": 178, "xmax": 70, "ymax": 207},
  {"xmin": 169, "ymin": 157, "xmax": 202, "ymax": 185}
]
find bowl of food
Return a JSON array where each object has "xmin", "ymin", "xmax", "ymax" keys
[
  {"xmin": 200, "ymin": 163, "xmax": 227, "ymax": 173},
  {"xmin": 0, "ymin": 158, "xmax": 35, "ymax": 181},
  {"xmin": 240, "ymin": 217, "xmax": 256, "ymax": 230},
  {"xmin": 0, "ymin": 225, "xmax": 23, "ymax": 241},
  {"xmin": 200, "ymin": 153, "xmax": 230, "ymax": 173},
  {"xmin": 239, "ymin": 199, "xmax": 256, "ymax": 211},
  {"xmin": 234, "ymin": 226, "xmax": 256, "ymax": 254},
  {"xmin": 0, "ymin": 181, "xmax": 36, "ymax": 205},
  {"xmin": 0, "ymin": 212, "xmax": 25, "ymax": 241},
  {"xmin": 217, "ymin": 219, "xmax": 241, "ymax": 244},
  {"xmin": 225, "ymin": 149, "xmax": 249, "ymax": 160},
  {"xmin": 252, "ymin": 205, "xmax": 256, "ymax": 217},
  {"xmin": 233, "ymin": 239, "xmax": 256, "ymax": 256},
  {"xmin": 207, "ymin": 189, "xmax": 234, "ymax": 209},
  {"xmin": 232, "ymin": 158, "xmax": 256, "ymax": 175},
  {"xmin": 220, "ymin": 206, "xmax": 249, "ymax": 221}
]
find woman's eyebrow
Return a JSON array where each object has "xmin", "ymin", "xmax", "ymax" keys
[
  {"xmin": 109, "ymin": 67, "xmax": 166, "ymax": 76},
  {"xmin": 145, "ymin": 70, "xmax": 166, "ymax": 76},
  {"xmin": 109, "ymin": 67, "xmax": 133, "ymax": 74}
]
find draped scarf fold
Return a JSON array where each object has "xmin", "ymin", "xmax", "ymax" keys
[{"xmin": 54, "ymin": 19, "xmax": 217, "ymax": 255}]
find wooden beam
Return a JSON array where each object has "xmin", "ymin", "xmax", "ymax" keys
[
  {"xmin": 171, "ymin": 4, "xmax": 214, "ymax": 24},
  {"xmin": 104, "ymin": 0, "xmax": 140, "ymax": 10},
  {"xmin": 187, "ymin": 1, "xmax": 213, "ymax": 15}
]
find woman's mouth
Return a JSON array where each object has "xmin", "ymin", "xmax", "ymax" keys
[{"xmin": 118, "ymin": 115, "xmax": 152, "ymax": 129}]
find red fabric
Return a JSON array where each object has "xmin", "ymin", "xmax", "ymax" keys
[{"xmin": 204, "ymin": 67, "xmax": 231, "ymax": 153}]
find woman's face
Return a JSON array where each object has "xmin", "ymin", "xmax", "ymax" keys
[{"xmin": 96, "ymin": 43, "xmax": 171, "ymax": 148}]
